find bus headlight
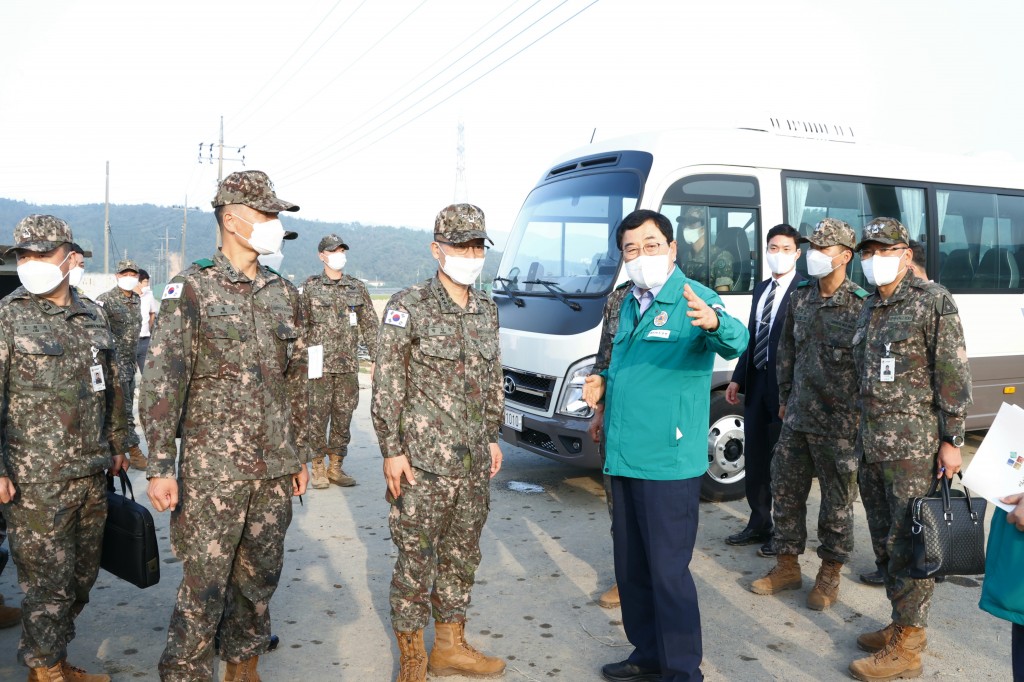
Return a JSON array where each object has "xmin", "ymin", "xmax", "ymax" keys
[{"xmin": 556, "ymin": 357, "xmax": 596, "ymax": 418}]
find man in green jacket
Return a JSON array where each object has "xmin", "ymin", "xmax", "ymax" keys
[{"xmin": 584, "ymin": 209, "xmax": 748, "ymax": 682}]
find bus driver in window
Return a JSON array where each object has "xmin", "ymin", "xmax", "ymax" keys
[{"xmin": 677, "ymin": 206, "xmax": 734, "ymax": 292}]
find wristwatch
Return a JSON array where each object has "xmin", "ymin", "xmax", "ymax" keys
[{"xmin": 941, "ymin": 434, "xmax": 965, "ymax": 448}]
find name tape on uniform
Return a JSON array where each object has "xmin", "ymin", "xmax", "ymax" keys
[
  {"xmin": 385, "ymin": 309, "xmax": 409, "ymax": 328},
  {"xmin": 647, "ymin": 329, "xmax": 671, "ymax": 339}
]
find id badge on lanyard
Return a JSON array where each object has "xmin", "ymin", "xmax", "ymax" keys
[
  {"xmin": 89, "ymin": 345, "xmax": 105, "ymax": 392},
  {"xmin": 879, "ymin": 342, "xmax": 895, "ymax": 382}
]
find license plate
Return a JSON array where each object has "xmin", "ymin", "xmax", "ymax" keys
[{"xmin": 503, "ymin": 409, "xmax": 523, "ymax": 432}]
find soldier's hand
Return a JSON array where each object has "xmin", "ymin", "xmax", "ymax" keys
[
  {"xmin": 582, "ymin": 374, "xmax": 605, "ymax": 408},
  {"xmin": 588, "ymin": 403, "xmax": 605, "ymax": 444},
  {"xmin": 293, "ymin": 464, "xmax": 309, "ymax": 496},
  {"xmin": 1002, "ymin": 493, "xmax": 1024, "ymax": 532},
  {"xmin": 384, "ymin": 455, "xmax": 416, "ymax": 499},
  {"xmin": 778, "ymin": 405, "xmax": 786, "ymax": 420},
  {"xmin": 148, "ymin": 477, "xmax": 179, "ymax": 512},
  {"xmin": 725, "ymin": 381, "xmax": 741, "ymax": 405},
  {"xmin": 0, "ymin": 477, "xmax": 15, "ymax": 504},
  {"xmin": 109, "ymin": 454, "xmax": 129, "ymax": 476},
  {"xmin": 489, "ymin": 442, "xmax": 503, "ymax": 478},
  {"xmin": 683, "ymin": 284, "xmax": 720, "ymax": 331},
  {"xmin": 936, "ymin": 442, "xmax": 962, "ymax": 479}
]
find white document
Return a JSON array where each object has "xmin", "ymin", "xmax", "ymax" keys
[
  {"xmin": 962, "ymin": 402, "xmax": 1024, "ymax": 512},
  {"xmin": 308, "ymin": 344, "xmax": 324, "ymax": 379}
]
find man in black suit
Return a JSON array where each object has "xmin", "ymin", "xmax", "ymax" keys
[{"xmin": 725, "ymin": 224, "xmax": 804, "ymax": 556}]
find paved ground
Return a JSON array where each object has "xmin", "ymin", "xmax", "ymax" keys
[{"xmin": 0, "ymin": 379, "xmax": 1010, "ymax": 681}]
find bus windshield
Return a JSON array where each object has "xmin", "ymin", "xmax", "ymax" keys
[{"xmin": 495, "ymin": 172, "xmax": 641, "ymax": 296}]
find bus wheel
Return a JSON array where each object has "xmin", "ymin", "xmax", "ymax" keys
[{"xmin": 701, "ymin": 393, "xmax": 745, "ymax": 502}]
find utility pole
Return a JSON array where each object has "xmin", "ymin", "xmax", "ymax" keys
[
  {"xmin": 181, "ymin": 197, "xmax": 188, "ymax": 266},
  {"xmin": 454, "ymin": 121, "xmax": 467, "ymax": 203},
  {"xmin": 104, "ymin": 161, "xmax": 110, "ymax": 275},
  {"xmin": 198, "ymin": 116, "xmax": 246, "ymax": 248},
  {"xmin": 157, "ymin": 227, "xmax": 176, "ymax": 284}
]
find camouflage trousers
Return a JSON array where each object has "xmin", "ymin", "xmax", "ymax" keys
[
  {"xmin": 122, "ymin": 372, "xmax": 140, "ymax": 450},
  {"xmin": 388, "ymin": 467, "xmax": 490, "ymax": 632},
  {"xmin": 5, "ymin": 473, "xmax": 106, "ymax": 668},
  {"xmin": 771, "ymin": 427, "xmax": 859, "ymax": 563},
  {"xmin": 309, "ymin": 372, "xmax": 359, "ymax": 457},
  {"xmin": 159, "ymin": 476, "xmax": 293, "ymax": 681},
  {"xmin": 858, "ymin": 456, "xmax": 936, "ymax": 627}
]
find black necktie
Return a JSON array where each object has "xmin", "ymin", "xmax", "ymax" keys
[{"xmin": 753, "ymin": 280, "xmax": 777, "ymax": 370}]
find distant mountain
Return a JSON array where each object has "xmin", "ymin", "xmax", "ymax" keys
[{"xmin": 0, "ymin": 198, "xmax": 502, "ymax": 290}]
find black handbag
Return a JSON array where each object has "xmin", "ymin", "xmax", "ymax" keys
[
  {"xmin": 907, "ymin": 473, "xmax": 986, "ymax": 579},
  {"xmin": 101, "ymin": 470, "xmax": 160, "ymax": 589}
]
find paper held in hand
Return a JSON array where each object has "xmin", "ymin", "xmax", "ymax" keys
[{"xmin": 962, "ymin": 402, "xmax": 1024, "ymax": 512}]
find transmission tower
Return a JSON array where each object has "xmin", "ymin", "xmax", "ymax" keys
[{"xmin": 454, "ymin": 121, "xmax": 468, "ymax": 203}]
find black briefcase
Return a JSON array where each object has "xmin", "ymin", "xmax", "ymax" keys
[
  {"xmin": 101, "ymin": 470, "xmax": 160, "ymax": 589},
  {"xmin": 907, "ymin": 473, "xmax": 987, "ymax": 579}
]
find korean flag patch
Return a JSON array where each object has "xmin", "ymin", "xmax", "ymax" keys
[
  {"xmin": 385, "ymin": 309, "xmax": 409, "ymax": 328},
  {"xmin": 162, "ymin": 282, "xmax": 183, "ymax": 300}
]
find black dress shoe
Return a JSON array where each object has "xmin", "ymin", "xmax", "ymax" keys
[
  {"xmin": 859, "ymin": 569, "xmax": 884, "ymax": 586},
  {"xmin": 726, "ymin": 526, "xmax": 772, "ymax": 546},
  {"xmin": 602, "ymin": 660, "xmax": 662, "ymax": 681},
  {"xmin": 757, "ymin": 540, "xmax": 776, "ymax": 558}
]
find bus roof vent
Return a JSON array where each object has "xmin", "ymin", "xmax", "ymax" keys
[
  {"xmin": 547, "ymin": 154, "xmax": 621, "ymax": 178},
  {"xmin": 766, "ymin": 117, "xmax": 856, "ymax": 143}
]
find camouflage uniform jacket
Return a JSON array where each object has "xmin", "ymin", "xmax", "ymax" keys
[
  {"xmin": 96, "ymin": 288, "xmax": 142, "ymax": 376},
  {"xmin": 593, "ymin": 283, "xmax": 633, "ymax": 375},
  {"xmin": 300, "ymin": 272, "xmax": 378, "ymax": 374},
  {"xmin": 777, "ymin": 277, "xmax": 868, "ymax": 436},
  {"xmin": 0, "ymin": 287, "xmax": 127, "ymax": 483},
  {"xmin": 371, "ymin": 275, "xmax": 502, "ymax": 478},
  {"xmin": 852, "ymin": 274, "xmax": 972, "ymax": 463},
  {"xmin": 141, "ymin": 251, "xmax": 309, "ymax": 481},
  {"xmin": 682, "ymin": 244, "xmax": 734, "ymax": 291}
]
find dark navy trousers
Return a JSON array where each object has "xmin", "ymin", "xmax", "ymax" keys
[
  {"xmin": 742, "ymin": 368, "xmax": 781, "ymax": 532},
  {"xmin": 1014, "ymin": 623, "xmax": 1023, "ymax": 681},
  {"xmin": 611, "ymin": 475, "xmax": 704, "ymax": 682}
]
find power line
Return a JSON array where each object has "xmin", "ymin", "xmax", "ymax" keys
[{"xmin": 282, "ymin": 0, "xmax": 601, "ymax": 185}]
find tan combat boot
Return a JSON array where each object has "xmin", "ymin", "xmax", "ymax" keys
[
  {"xmin": 394, "ymin": 629, "xmax": 427, "ymax": 682},
  {"xmin": 857, "ymin": 622, "xmax": 928, "ymax": 653},
  {"xmin": 59, "ymin": 660, "xmax": 110, "ymax": 682},
  {"xmin": 127, "ymin": 445, "xmax": 148, "ymax": 470},
  {"xmin": 750, "ymin": 553, "xmax": 802, "ymax": 595},
  {"xmin": 327, "ymin": 453, "xmax": 356, "ymax": 487},
  {"xmin": 598, "ymin": 583, "xmax": 620, "ymax": 609},
  {"xmin": 806, "ymin": 559, "xmax": 842, "ymax": 611},
  {"xmin": 848, "ymin": 624, "xmax": 925, "ymax": 681},
  {"xmin": 429, "ymin": 620, "xmax": 505, "ymax": 678},
  {"xmin": 27, "ymin": 663, "xmax": 66, "ymax": 682},
  {"xmin": 222, "ymin": 655, "xmax": 260, "ymax": 682},
  {"xmin": 0, "ymin": 593, "xmax": 21, "ymax": 629},
  {"xmin": 310, "ymin": 456, "xmax": 330, "ymax": 489}
]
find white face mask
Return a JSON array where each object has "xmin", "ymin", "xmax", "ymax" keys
[
  {"xmin": 806, "ymin": 249, "xmax": 840, "ymax": 278},
  {"xmin": 325, "ymin": 252, "xmax": 347, "ymax": 271},
  {"xmin": 68, "ymin": 266, "xmax": 85, "ymax": 288},
  {"xmin": 682, "ymin": 227, "xmax": 703, "ymax": 245},
  {"xmin": 765, "ymin": 250, "xmax": 798, "ymax": 275},
  {"xmin": 230, "ymin": 214, "xmax": 286, "ymax": 256},
  {"xmin": 624, "ymin": 253, "xmax": 672, "ymax": 290},
  {"xmin": 862, "ymin": 253, "xmax": 905, "ymax": 287},
  {"xmin": 117, "ymin": 276, "xmax": 139, "ymax": 291},
  {"xmin": 437, "ymin": 247, "xmax": 485, "ymax": 286},
  {"xmin": 258, "ymin": 251, "xmax": 284, "ymax": 271},
  {"xmin": 141, "ymin": 284, "xmax": 151, "ymax": 294},
  {"xmin": 17, "ymin": 252, "xmax": 72, "ymax": 296}
]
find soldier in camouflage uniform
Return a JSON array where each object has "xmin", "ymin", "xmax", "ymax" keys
[
  {"xmin": 141, "ymin": 171, "xmax": 310, "ymax": 682},
  {"xmin": 846, "ymin": 218, "xmax": 972, "ymax": 682},
  {"xmin": 0, "ymin": 215, "xmax": 127, "ymax": 682},
  {"xmin": 749, "ymin": 219, "xmax": 867, "ymax": 610},
  {"xmin": 677, "ymin": 206, "xmax": 734, "ymax": 292},
  {"xmin": 302, "ymin": 234, "xmax": 379, "ymax": 489},
  {"xmin": 372, "ymin": 204, "xmax": 505, "ymax": 682},
  {"xmin": 96, "ymin": 259, "xmax": 146, "ymax": 469}
]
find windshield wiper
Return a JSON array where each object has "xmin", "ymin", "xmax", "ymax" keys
[
  {"xmin": 522, "ymin": 280, "xmax": 582, "ymax": 311},
  {"xmin": 492, "ymin": 277, "xmax": 525, "ymax": 307}
]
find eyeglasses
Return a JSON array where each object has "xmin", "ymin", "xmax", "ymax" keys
[
  {"xmin": 860, "ymin": 245, "xmax": 907, "ymax": 260},
  {"xmin": 436, "ymin": 241, "xmax": 488, "ymax": 257},
  {"xmin": 622, "ymin": 242, "xmax": 667, "ymax": 259}
]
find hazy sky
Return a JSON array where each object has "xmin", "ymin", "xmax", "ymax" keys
[{"xmin": 2, "ymin": 0, "xmax": 1022, "ymax": 241}]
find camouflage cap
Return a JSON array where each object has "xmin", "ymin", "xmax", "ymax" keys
[
  {"xmin": 318, "ymin": 234, "xmax": 349, "ymax": 252},
  {"xmin": 803, "ymin": 218, "xmax": 856, "ymax": 250},
  {"xmin": 434, "ymin": 203, "xmax": 493, "ymax": 245},
  {"xmin": 284, "ymin": 230, "xmax": 298, "ymax": 241},
  {"xmin": 211, "ymin": 170, "xmax": 299, "ymax": 213},
  {"xmin": 7, "ymin": 214, "xmax": 73, "ymax": 254},
  {"xmin": 678, "ymin": 206, "xmax": 706, "ymax": 224},
  {"xmin": 116, "ymin": 258, "xmax": 140, "ymax": 274},
  {"xmin": 855, "ymin": 217, "xmax": 911, "ymax": 252}
]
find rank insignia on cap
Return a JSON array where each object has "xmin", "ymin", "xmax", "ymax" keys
[
  {"xmin": 385, "ymin": 309, "xmax": 409, "ymax": 328},
  {"xmin": 163, "ymin": 282, "xmax": 183, "ymax": 299},
  {"xmin": 653, "ymin": 311, "xmax": 668, "ymax": 327}
]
